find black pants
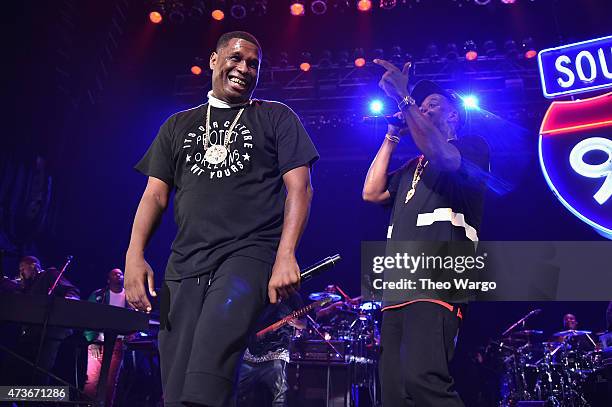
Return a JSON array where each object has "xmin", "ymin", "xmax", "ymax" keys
[
  {"xmin": 237, "ymin": 359, "xmax": 288, "ymax": 407},
  {"xmin": 159, "ymin": 256, "xmax": 272, "ymax": 407},
  {"xmin": 379, "ymin": 302, "xmax": 464, "ymax": 407}
]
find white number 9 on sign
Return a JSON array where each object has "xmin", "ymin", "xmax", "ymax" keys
[{"xmin": 569, "ymin": 137, "xmax": 612, "ymax": 205}]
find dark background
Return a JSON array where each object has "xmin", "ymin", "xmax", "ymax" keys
[{"xmin": 1, "ymin": 0, "xmax": 610, "ymax": 402}]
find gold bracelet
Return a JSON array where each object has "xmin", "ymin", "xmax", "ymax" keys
[
  {"xmin": 397, "ymin": 95, "xmax": 416, "ymax": 110},
  {"xmin": 385, "ymin": 133, "xmax": 400, "ymax": 143}
]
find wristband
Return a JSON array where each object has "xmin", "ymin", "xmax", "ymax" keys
[
  {"xmin": 385, "ymin": 133, "xmax": 400, "ymax": 143},
  {"xmin": 397, "ymin": 95, "xmax": 416, "ymax": 110}
]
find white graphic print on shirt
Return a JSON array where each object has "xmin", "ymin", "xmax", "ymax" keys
[{"xmin": 182, "ymin": 119, "xmax": 253, "ymax": 180}]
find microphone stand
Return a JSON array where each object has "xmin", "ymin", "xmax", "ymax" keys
[
  {"xmin": 48, "ymin": 255, "xmax": 73, "ymax": 295},
  {"xmin": 501, "ymin": 309, "xmax": 541, "ymax": 337},
  {"xmin": 33, "ymin": 256, "xmax": 73, "ymax": 383}
]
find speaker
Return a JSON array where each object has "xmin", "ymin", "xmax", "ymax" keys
[{"xmin": 287, "ymin": 362, "xmax": 350, "ymax": 407}]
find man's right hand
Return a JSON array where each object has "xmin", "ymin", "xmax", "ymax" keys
[
  {"xmin": 387, "ymin": 112, "xmax": 410, "ymax": 138},
  {"xmin": 125, "ymin": 253, "xmax": 156, "ymax": 313}
]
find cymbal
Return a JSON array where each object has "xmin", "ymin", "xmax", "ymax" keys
[
  {"xmin": 511, "ymin": 330, "xmax": 544, "ymax": 339},
  {"xmin": 552, "ymin": 329, "xmax": 592, "ymax": 337},
  {"xmin": 308, "ymin": 292, "xmax": 342, "ymax": 302}
]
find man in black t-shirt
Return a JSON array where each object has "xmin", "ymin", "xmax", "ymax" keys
[
  {"xmin": 363, "ymin": 60, "xmax": 489, "ymax": 407},
  {"xmin": 125, "ymin": 31, "xmax": 318, "ymax": 407}
]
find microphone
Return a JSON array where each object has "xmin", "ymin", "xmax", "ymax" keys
[
  {"xmin": 300, "ymin": 254, "xmax": 341, "ymax": 282},
  {"xmin": 528, "ymin": 309, "xmax": 542, "ymax": 316},
  {"xmin": 362, "ymin": 115, "xmax": 406, "ymax": 127}
]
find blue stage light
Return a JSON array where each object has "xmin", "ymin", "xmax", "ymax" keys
[
  {"xmin": 462, "ymin": 95, "xmax": 479, "ymax": 110},
  {"xmin": 369, "ymin": 99, "xmax": 384, "ymax": 114}
]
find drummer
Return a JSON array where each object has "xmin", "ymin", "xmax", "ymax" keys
[
  {"xmin": 563, "ymin": 313, "xmax": 579, "ymax": 331},
  {"xmin": 551, "ymin": 313, "xmax": 596, "ymax": 351}
]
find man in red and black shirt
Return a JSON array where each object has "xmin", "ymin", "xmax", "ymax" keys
[{"xmin": 363, "ymin": 60, "xmax": 490, "ymax": 406}]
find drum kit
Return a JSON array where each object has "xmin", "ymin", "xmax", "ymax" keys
[
  {"xmin": 288, "ymin": 286, "xmax": 382, "ymax": 406},
  {"xmin": 494, "ymin": 327, "xmax": 604, "ymax": 406}
]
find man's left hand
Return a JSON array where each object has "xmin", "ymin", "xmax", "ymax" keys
[
  {"xmin": 374, "ymin": 59, "xmax": 411, "ymax": 102},
  {"xmin": 268, "ymin": 253, "xmax": 300, "ymax": 304}
]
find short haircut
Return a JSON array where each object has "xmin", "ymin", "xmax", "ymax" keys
[
  {"xmin": 216, "ymin": 31, "xmax": 262, "ymax": 54},
  {"xmin": 20, "ymin": 256, "xmax": 41, "ymax": 267}
]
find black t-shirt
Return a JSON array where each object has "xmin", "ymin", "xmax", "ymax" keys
[
  {"xmin": 387, "ymin": 136, "xmax": 490, "ymax": 242},
  {"xmin": 135, "ymin": 100, "xmax": 319, "ymax": 280}
]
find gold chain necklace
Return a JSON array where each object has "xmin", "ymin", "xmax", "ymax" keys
[
  {"xmin": 203, "ymin": 103, "xmax": 245, "ymax": 165},
  {"xmin": 405, "ymin": 155, "xmax": 428, "ymax": 203}
]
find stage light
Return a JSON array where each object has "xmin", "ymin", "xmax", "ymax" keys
[
  {"xmin": 277, "ymin": 52, "xmax": 289, "ymax": 68},
  {"xmin": 311, "ymin": 0, "xmax": 327, "ymax": 15},
  {"xmin": 522, "ymin": 37, "xmax": 537, "ymax": 59},
  {"xmin": 425, "ymin": 43, "xmax": 440, "ymax": 62},
  {"xmin": 501, "ymin": 0, "xmax": 517, "ymax": 4},
  {"xmin": 445, "ymin": 43, "xmax": 459, "ymax": 60},
  {"xmin": 484, "ymin": 40, "xmax": 497, "ymax": 57},
  {"xmin": 190, "ymin": 57, "xmax": 205, "ymax": 75},
  {"xmin": 369, "ymin": 99, "xmax": 384, "ymax": 114},
  {"xmin": 462, "ymin": 95, "xmax": 479, "ymax": 110},
  {"xmin": 372, "ymin": 48, "xmax": 385, "ymax": 60},
  {"xmin": 390, "ymin": 46, "xmax": 403, "ymax": 65},
  {"xmin": 474, "ymin": 0, "xmax": 491, "ymax": 4},
  {"xmin": 337, "ymin": 50, "xmax": 349, "ymax": 66},
  {"xmin": 318, "ymin": 50, "xmax": 332, "ymax": 68},
  {"xmin": 290, "ymin": 2, "xmax": 305, "ymax": 16},
  {"xmin": 357, "ymin": 0, "xmax": 372, "ymax": 12},
  {"xmin": 211, "ymin": 9, "xmax": 225, "ymax": 20},
  {"xmin": 300, "ymin": 52, "xmax": 312, "ymax": 72},
  {"xmin": 380, "ymin": 0, "xmax": 397, "ymax": 10},
  {"xmin": 464, "ymin": 40, "xmax": 478, "ymax": 61},
  {"xmin": 230, "ymin": 1, "xmax": 247, "ymax": 19},
  {"xmin": 188, "ymin": 0, "xmax": 205, "ymax": 20},
  {"xmin": 505, "ymin": 39, "xmax": 519, "ymax": 58},
  {"xmin": 168, "ymin": 1, "xmax": 185, "ymax": 24},
  {"xmin": 149, "ymin": 11, "xmax": 163, "ymax": 24},
  {"xmin": 252, "ymin": 0, "xmax": 268, "ymax": 16},
  {"xmin": 353, "ymin": 48, "xmax": 366, "ymax": 67}
]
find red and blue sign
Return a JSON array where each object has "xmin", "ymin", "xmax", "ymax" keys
[
  {"xmin": 538, "ymin": 35, "xmax": 612, "ymax": 239},
  {"xmin": 538, "ymin": 92, "xmax": 612, "ymax": 239},
  {"xmin": 538, "ymin": 35, "xmax": 612, "ymax": 99}
]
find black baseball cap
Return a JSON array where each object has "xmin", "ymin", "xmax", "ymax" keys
[{"xmin": 410, "ymin": 80, "xmax": 466, "ymax": 128}]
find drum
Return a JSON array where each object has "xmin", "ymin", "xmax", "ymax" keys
[{"xmin": 535, "ymin": 362, "xmax": 569, "ymax": 401}]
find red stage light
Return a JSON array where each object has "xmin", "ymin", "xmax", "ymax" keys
[
  {"xmin": 191, "ymin": 65, "xmax": 202, "ymax": 75},
  {"xmin": 354, "ymin": 57, "xmax": 366, "ymax": 67},
  {"xmin": 465, "ymin": 50, "xmax": 478, "ymax": 61},
  {"xmin": 211, "ymin": 9, "xmax": 225, "ymax": 21},
  {"xmin": 149, "ymin": 11, "xmax": 163, "ymax": 24},
  {"xmin": 525, "ymin": 49, "xmax": 537, "ymax": 59},
  {"xmin": 299, "ymin": 62, "xmax": 311, "ymax": 72},
  {"xmin": 501, "ymin": 0, "xmax": 516, "ymax": 3},
  {"xmin": 357, "ymin": 0, "xmax": 372, "ymax": 12},
  {"xmin": 290, "ymin": 2, "xmax": 305, "ymax": 16}
]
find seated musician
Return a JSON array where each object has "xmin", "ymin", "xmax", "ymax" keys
[
  {"xmin": 83, "ymin": 268, "xmax": 128, "ymax": 407},
  {"xmin": 13, "ymin": 256, "xmax": 80, "ymax": 385}
]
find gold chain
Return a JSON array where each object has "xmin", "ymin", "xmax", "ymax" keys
[{"xmin": 405, "ymin": 155, "xmax": 428, "ymax": 203}]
